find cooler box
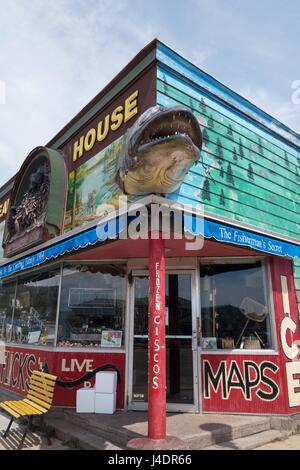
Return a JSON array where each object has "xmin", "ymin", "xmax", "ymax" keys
[
  {"xmin": 95, "ymin": 392, "xmax": 116, "ymax": 414},
  {"xmin": 76, "ymin": 388, "xmax": 95, "ymax": 413},
  {"xmin": 95, "ymin": 371, "xmax": 117, "ymax": 394}
]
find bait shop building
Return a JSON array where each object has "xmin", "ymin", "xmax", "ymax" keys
[{"xmin": 0, "ymin": 40, "xmax": 299, "ymax": 423}]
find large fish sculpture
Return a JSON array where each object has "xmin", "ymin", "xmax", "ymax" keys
[{"xmin": 117, "ymin": 105, "xmax": 203, "ymax": 195}]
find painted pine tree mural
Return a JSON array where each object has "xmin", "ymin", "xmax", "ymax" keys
[
  {"xmin": 202, "ymin": 179, "xmax": 211, "ymax": 201},
  {"xmin": 219, "ymin": 189, "xmax": 225, "ymax": 206},
  {"xmin": 216, "ymin": 138, "xmax": 223, "ymax": 162},
  {"xmin": 248, "ymin": 163, "xmax": 254, "ymax": 180},
  {"xmin": 203, "ymin": 129, "xmax": 209, "ymax": 146},
  {"xmin": 239, "ymin": 138, "xmax": 244, "ymax": 158},
  {"xmin": 208, "ymin": 115, "xmax": 214, "ymax": 128},
  {"xmin": 156, "ymin": 72, "xmax": 300, "ymax": 241},
  {"xmin": 226, "ymin": 163, "xmax": 234, "ymax": 185}
]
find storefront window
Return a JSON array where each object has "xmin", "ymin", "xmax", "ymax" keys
[
  {"xmin": 58, "ymin": 264, "xmax": 126, "ymax": 348},
  {"xmin": 0, "ymin": 280, "xmax": 16, "ymax": 342},
  {"xmin": 200, "ymin": 260, "xmax": 272, "ymax": 350},
  {"xmin": 12, "ymin": 266, "xmax": 60, "ymax": 346}
]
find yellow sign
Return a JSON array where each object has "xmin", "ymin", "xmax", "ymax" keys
[
  {"xmin": 73, "ymin": 90, "xmax": 139, "ymax": 162},
  {"xmin": 0, "ymin": 198, "xmax": 9, "ymax": 218}
]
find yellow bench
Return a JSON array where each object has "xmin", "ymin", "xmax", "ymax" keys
[{"xmin": 0, "ymin": 370, "xmax": 57, "ymax": 449}]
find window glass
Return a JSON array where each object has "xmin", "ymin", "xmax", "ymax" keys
[
  {"xmin": 0, "ymin": 280, "xmax": 16, "ymax": 342},
  {"xmin": 12, "ymin": 267, "xmax": 60, "ymax": 346},
  {"xmin": 200, "ymin": 260, "xmax": 272, "ymax": 350},
  {"xmin": 58, "ymin": 264, "xmax": 126, "ymax": 348}
]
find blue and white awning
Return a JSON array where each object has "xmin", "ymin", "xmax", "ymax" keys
[{"xmin": 0, "ymin": 210, "xmax": 299, "ymax": 280}]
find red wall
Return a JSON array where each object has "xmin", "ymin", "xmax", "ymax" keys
[
  {"xmin": 1, "ymin": 258, "xmax": 300, "ymax": 415},
  {"xmin": 0, "ymin": 347, "xmax": 125, "ymax": 408},
  {"xmin": 201, "ymin": 258, "xmax": 300, "ymax": 415}
]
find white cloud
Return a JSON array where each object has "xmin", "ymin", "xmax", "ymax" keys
[
  {"xmin": 238, "ymin": 86, "xmax": 300, "ymax": 133},
  {"xmin": 191, "ymin": 47, "xmax": 214, "ymax": 67},
  {"xmin": 0, "ymin": 0, "xmax": 299, "ymax": 187}
]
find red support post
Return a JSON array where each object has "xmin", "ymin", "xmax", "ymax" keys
[
  {"xmin": 148, "ymin": 232, "xmax": 166, "ymax": 439},
  {"xmin": 127, "ymin": 231, "xmax": 186, "ymax": 450}
]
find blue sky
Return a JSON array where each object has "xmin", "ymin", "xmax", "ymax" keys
[{"xmin": 0, "ymin": 0, "xmax": 299, "ymax": 185}]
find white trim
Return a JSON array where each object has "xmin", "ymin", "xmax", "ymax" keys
[
  {"xmin": 127, "ymin": 267, "xmax": 199, "ymax": 413},
  {"xmin": 55, "ymin": 348, "xmax": 125, "ymax": 354},
  {"xmin": 200, "ymin": 256, "xmax": 263, "ymax": 264},
  {"xmin": 200, "ymin": 349, "xmax": 279, "ymax": 356},
  {"xmin": 54, "ymin": 264, "xmax": 63, "ymax": 348},
  {"xmin": 198, "ymin": 256, "xmax": 278, "ymax": 354}
]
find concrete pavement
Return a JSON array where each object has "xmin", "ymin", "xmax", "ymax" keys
[
  {"xmin": 257, "ymin": 434, "xmax": 300, "ymax": 450},
  {"xmin": 0, "ymin": 413, "xmax": 72, "ymax": 450}
]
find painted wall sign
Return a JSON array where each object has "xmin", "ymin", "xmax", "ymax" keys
[
  {"xmin": 203, "ymin": 358, "xmax": 279, "ymax": 402},
  {"xmin": 62, "ymin": 66, "xmax": 156, "ymax": 172},
  {"xmin": 0, "ymin": 199, "xmax": 9, "ymax": 220},
  {"xmin": 202, "ymin": 258, "xmax": 300, "ymax": 415},
  {"xmin": 0, "ymin": 346, "xmax": 125, "ymax": 408},
  {"xmin": 201, "ymin": 354, "xmax": 284, "ymax": 413},
  {"xmin": 148, "ymin": 234, "xmax": 166, "ymax": 439},
  {"xmin": 72, "ymin": 90, "xmax": 139, "ymax": 162}
]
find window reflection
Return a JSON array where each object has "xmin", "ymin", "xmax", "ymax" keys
[
  {"xmin": 58, "ymin": 264, "xmax": 126, "ymax": 348},
  {"xmin": 0, "ymin": 281, "xmax": 16, "ymax": 342},
  {"xmin": 12, "ymin": 267, "xmax": 60, "ymax": 346},
  {"xmin": 200, "ymin": 260, "xmax": 272, "ymax": 350}
]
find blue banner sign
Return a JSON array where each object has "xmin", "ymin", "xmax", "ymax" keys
[
  {"xmin": 204, "ymin": 219, "xmax": 300, "ymax": 260},
  {"xmin": 0, "ymin": 215, "xmax": 299, "ymax": 279}
]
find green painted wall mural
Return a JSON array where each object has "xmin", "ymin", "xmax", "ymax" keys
[{"xmin": 157, "ymin": 75, "xmax": 300, "ymax": 242}]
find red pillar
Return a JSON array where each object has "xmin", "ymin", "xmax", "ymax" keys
[
  {"xmin": 148, "ymin": 232, "xmax": 166, "ymax": 439},
  {"xmin": 127, "ymin": 231, "xmax": 186, "ymax": 450}
]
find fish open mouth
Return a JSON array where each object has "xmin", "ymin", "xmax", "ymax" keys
[{"xmin": 132, "ymin": 106, "xmax": 202, "ymax": 153}]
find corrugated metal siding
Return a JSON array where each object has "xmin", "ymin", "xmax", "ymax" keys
[{"xmin": 156, "ymin": 68, "xmax": 300, "ymax": 242}]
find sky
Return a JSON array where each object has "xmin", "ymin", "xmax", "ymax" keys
[{"xmin": 0, "ymin": 0, "xmax": 299, "ymax": 185}]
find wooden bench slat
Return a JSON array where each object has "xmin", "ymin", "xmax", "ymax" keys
[
  {"xmin": 5, "ymin": 401, "xmax": 40, "ymax": 416},
  {"xmin": 23, "ymin": 399, "xmax": 48, "ymax": 414},
  {"xmin": 27, "ymin": 394, "xmax": 51, "ymax": 409},
  {"xmin": 4, "ymin": 401, "xmax": 30, "ymax": 416},
  {"xmin": 27, "ymin": 389, "xmax": 53, "ymax": 404},
  {"xmin": 28, "ymin": 384, "xmax": 54, "ymax": 399},
  {"xmin": 32, "ymin": 370, "xmax": 57, "ymax": 381},
  {"xmin": 0, "ymin": 402, "xmax": 20, "ymax": 418},
  {"xmin": 31, "ymin": 375, "xmax": 56, "ymax": 387},
  {"xmin": 13, "ymin": 400, "xmax": 43, "ymax": 415},
  {"xmin": 30, "ymin": 379, "xmax": 56, "ymax": 393}
]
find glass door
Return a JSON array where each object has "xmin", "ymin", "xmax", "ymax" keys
[{"xmin": 128, "ymin": 271, "xmax": 199, "ymax": 412}]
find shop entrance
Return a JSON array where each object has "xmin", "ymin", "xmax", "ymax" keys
[{"xmin": 128, "ymin": 271, "xmax": 199, "ymax": 412}]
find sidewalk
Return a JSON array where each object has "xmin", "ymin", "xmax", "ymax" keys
[
  {"xmin": 0, "ymin": 387, "xmax": 299, "ymax": 450},
  {"xmin": 0, "ymin": 413, "xmax": 72, "ymax": 450},
  {"xmin": 257, "ymin": 435, "xmax": 300, "ymax": 450},
  {"xmin": 0, "ymin": 388, "xmax": 72, "ymax": 450}
]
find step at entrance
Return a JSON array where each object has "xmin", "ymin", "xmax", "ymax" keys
[
  {"xmin": 205, "ymin": 429, "xmax": 288, "ymax": 450},
  {"xmin": 46, "ymin": 409, "xmax": 275, "ymax": 450}
]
